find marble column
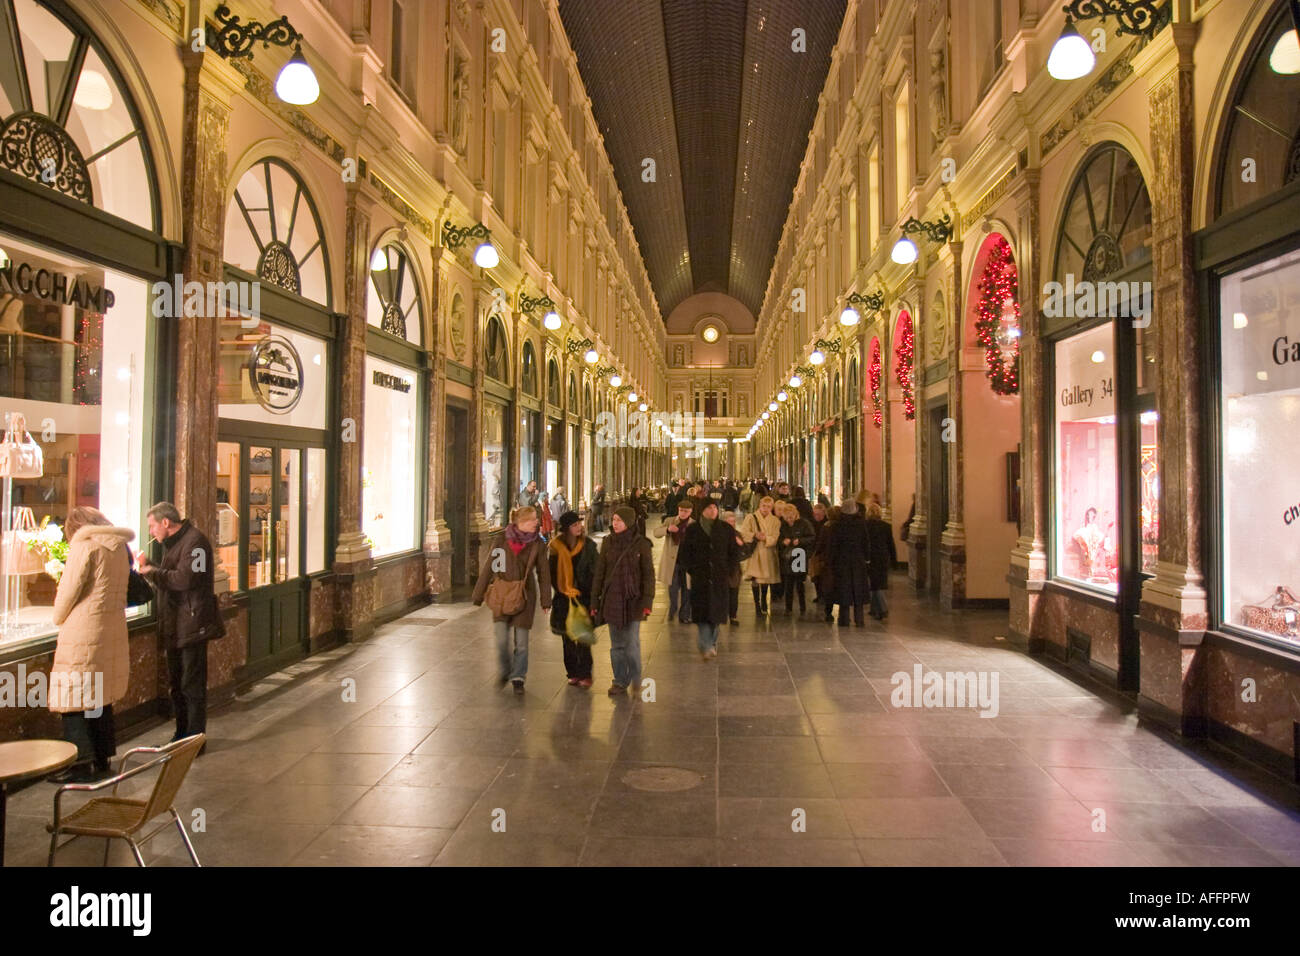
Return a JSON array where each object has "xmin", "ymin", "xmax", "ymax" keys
[
  {"xmin": 333, "ymin": 189, "xmax": 375, "ymax": 642},
  {"xmin": 423, "ymin": 248, "xmax": 455, "ymax": 597},
  {"xmin": 1007, "ymin": 168, "xmax": 1048, "ymax": 650},
  {"xmin": 940, "ymin": 240, "xmax": 966, "ymax": 610},
  {"xmin": 177, "ymin": 48, "xmax": 242, "ymax": 690},
  {"xmin": 1133, "ymin": 22, "xmax": 1208, "ymax": 734}
]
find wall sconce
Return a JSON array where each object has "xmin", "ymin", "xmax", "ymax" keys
[
  {"xmin": 442, "ymin": 220, "xmax": 498, "ymax": 267},
  {"xmin": 567, "ymin": 337, "xmax": 598, "ymax": 363},
  {"xmin": 840, "ymin": 290, "xmax": 884, "ymax": 326},
  {"xmin": 206, "ymin": 4, "xmax": 319, "ymax": 105},
  {"xmin": 1048, "ymin": 0, "xmax": 1170, "ymax": 81},
  {"xmin": 519, "ymin": 292, "xmax": 559, "ymax": 329},
  {"xmin": 892, "ymin": 214, "xmax": 954, "ymax": 264}
]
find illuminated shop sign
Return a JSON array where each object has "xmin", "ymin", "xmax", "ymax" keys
[
  {"xmin": 0, "ymin": 259, "xmax": 115, "ymax": 311},
  {"xmin": 247, "ymin": 334, "xmax": 304, "ymax": 413}
]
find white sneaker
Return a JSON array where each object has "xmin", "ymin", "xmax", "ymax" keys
[{"xmin": 704, "ymin": 647, "xmax": 718, "ymax": 660}]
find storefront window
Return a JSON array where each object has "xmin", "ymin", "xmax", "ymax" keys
[
  {"xmin": 482, "ymin": 401, "xmax": 507, "ymax": 528},
  {"xmin": 520, "ymin": 410, "xmax": 540, "ymax": 490},
  {"xmin": 218, "ymin": 319, "xmax": 328, "ymax": 430},
  {"xmin": 0, "ymin": 233, "xmax": 152, "ymax": 645},
  {"xmin": 1219, "ymin": 246, "xmax": 1300, "ymax": 644},
  {"xmin": 306, "ymin": 447, "xmax": 326, "ymax": 572},
  {"xmin": 363, "ymin": 355, "xmax": 418, "ymax": 556},
  {"xmin": 1054, "ymin": 323, "xmax": 1119, "ymax": 591},
  {"xmin": 366, "ymin": 244, "xmax": 421, "ymax": 345}
]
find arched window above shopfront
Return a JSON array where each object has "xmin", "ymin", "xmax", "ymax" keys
[
  {"xmin": 847, "ymin": 353, "xmax": 860, "ymax": 416},
  {"xmin": 484, "ymin": 315, "xmax": 508, "ymax": 382},
  {"xmin": 224, "ymin": 158, "xmax": 330, "ymax": 306},
  {"xmin": 366, "ymin": 242, "xmax": 422, "ymax": 345},
  {"xmin": 547, "ymin": 356, "xmax": 561, "ymax": 405},
  {"xmin": 0, "ymin": 0, "xmax": 157, "ymax": 230},
  {"xmin": 584, "ymin": 382, "xmax": 593, "ymax": 420},
  {"xmin": 1216, "ymin": 3, "xmax": 1300, "ymax": 220},
  {"xmin": 1053, "ymin": 143, "xmax": 1151, "ymax": 286},
  {"xmin": 568, "ymin": 371, "xmax": 578, "ymax": 411},
  {"xmin": 521, "ymin": 340, "xmax": 538, "ymax": 396}
]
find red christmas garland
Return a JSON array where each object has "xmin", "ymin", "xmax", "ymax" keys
[
  {"xmin": 894, "ymin": 312, "xmax": 915, "ymax": 421},
  {"xmin": 974, "ymin": 236, "xmax": 1021, "ymax": 395},
  {"xmin": 868, "ymin": 337, "xmax": 883, "ymax": 428}
]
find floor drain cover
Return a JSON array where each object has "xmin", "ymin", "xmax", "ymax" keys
[{"xmin": 622, "ymin": 767, "xmax": 703, "ymax": 792}]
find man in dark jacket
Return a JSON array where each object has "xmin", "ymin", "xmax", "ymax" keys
[
  {"xmin": 137, "ymin": 502, "xmax": 224, "ymax": 746},
  {"xmin": 790, "ymin": 486, "xmax": 815, "ymax": 523},
  {"xmin": 827, "ymin": 499, "xmax": 871, "ymax": 627},
  {"xmin": 590, "ymin": 484, "xmax": 607, "ymax": 532},
  {"xmin": 680, "ymin": 500, "xmax": 743, "ymax": 659}
]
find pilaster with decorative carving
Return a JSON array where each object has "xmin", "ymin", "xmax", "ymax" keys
[
  {"xmin": 424, "ymin": 247, "xmax": 455, "ymax": 597},
  {"xmin": 940, "ymin": 239, "xmax": 966, "ymax": 609}
]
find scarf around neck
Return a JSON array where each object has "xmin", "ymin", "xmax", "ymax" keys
[
  {"xmin": 549, "ymin": 534, "xmax": 585, "ymax": 598},
  {"xmin": 505, "ymin": 523, "xmax": 539, "ymax": 555}
]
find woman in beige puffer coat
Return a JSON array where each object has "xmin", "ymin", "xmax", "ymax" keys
[
  {"xmin": 740, "ymin": 496, "xmax": 782, "ymax": 615},
  {"xmin": 49, "ymin": 507, "xmax": 134, "ymax": 781}
]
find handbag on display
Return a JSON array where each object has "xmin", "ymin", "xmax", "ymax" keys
[
  {"xmin": 249, "ymin": 451, "xmax": 272, "ymax": 475},
  {"xmin": 0, "ymin": 412, "xmax": 43, "ymax": 478},
  {"xmin": 1241, "ymin": 586, "xmax": 1300, "ymax": 638},
  {"xmin": 249, "ymin": 486, "xmax": 269, "ymax": 505},
  {"xmin": 2, "ymin": 507, "xmax": 45, "ymax": 575}
]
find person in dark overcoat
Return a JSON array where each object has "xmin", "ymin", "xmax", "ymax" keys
[
  {"xmin": 827, "ymin": 499, "xmax": 870, "ymax": 626},
  {"xmin": 811, "ymin": 504, "xmax": 839, "ymax": 622},
  {"xmin": 865, "ymin": 500, "xmax": 898, "ymax": 620},
  {"xmin": 549, "ymin": 510, "xmax": 598, "ymax": 686},
  {"xmin": 680, "ymin": 499, "xmax": 743, "ymax": 659}
]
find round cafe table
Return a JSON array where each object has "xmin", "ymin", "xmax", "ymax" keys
[{"xmin": 0, "ymin": 740, "xmax": 78, "ymax": 866}]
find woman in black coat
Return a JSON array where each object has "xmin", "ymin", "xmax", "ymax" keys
[
  {"xmin": 864, "ymin": 501, "xmax": 897, "ymax": 620},
  {"xmin": 549, "ymin": 511, "xmax": 598, "ymax": 686},
  {"xmin": 827, "ymin": 499, "xmax": 870, "ymax": 626},
  {"xmin": 777, "ymin": 502, "xmax": 815, "ymax": 615},
  {"xmin": 680, "ymin": 500, "xmax": 743, "ymax": 659}
]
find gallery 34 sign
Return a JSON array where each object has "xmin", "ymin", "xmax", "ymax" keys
[{"xmin": 247, "ymin": 334, "xmax": 303, "ymax": 413}]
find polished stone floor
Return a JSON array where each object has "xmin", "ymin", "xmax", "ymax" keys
[{"xmin": 5, "ymin": 539, "xmax": 1300, "ymax": 867}]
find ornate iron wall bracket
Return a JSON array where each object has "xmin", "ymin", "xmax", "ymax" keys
[
  {"xmin": 593, "ymin": 365, "xmax": 617, "ymax": 379},
  {"xmin": 566, "ymin": 337, "xmax": 594, "ymax": 355},
  {"xmin": 206, "ymin": 3, "xmax": 303, "ymax": 59},
  {"xmin": 900, "ymin": 214, "xmax": 954, "ymax": 246},
  {"xmin": 814, "ymin": 338, "xmax": 843, "ymax": 354},
  {"xmin": 518, "ymin": 292, "xmax": 555, "ymax": 314},
  {"xmin": 846, "ymin": 290, "xmax": 885, "ymax": 314},
  {"xmin": 1061, "ymin": 0, "xmax": 1170, "ymax": 38},
  {"xmin": 442, "ymin": 220, "xmax": 490, "ymax": 250}
]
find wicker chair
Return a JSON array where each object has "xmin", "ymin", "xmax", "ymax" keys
[{"xmin": 46, "ymin": 734, "xmax": 205, "ymax": 867}]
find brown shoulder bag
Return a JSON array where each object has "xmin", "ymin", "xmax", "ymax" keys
[{"xmin": 485, "ymin": 542, "xmax": 538, "ymax": 616}]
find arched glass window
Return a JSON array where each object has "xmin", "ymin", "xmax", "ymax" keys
[
  {"xmin": 547, "ymin": 357, "xmax": 561, "ymax": 406},
  {"xmin": 584, "ymin": 382, "xmax": 593, "ymax": 420},
  {"xmin": 484, "ymin": 315, "xmax": 508, "ymax": 382},
  {"xmin": 0, "ymin": 0, "xmax": 157, "ymax": 229},
  {"xmin": 366, "ymin": 243, "xmax": 422, "ymax": 345},
  {"xmin": 833, "ymin": 371, "xmax": 842, "ymax": 412},
  {"xmin": 224, "ymin": 158, "xmax": 329, "ymax": 306},
  {"xmin": 1216, "ymin": 2, "xmax": 1300, "ymax": 219},
  {"xmin": 1053, "ymin": 143, "xmax": 1152, "ymax": 286},
  {"xmin": 568, "ymin": 372, "xmax": 578, "ymax": 411},
  {"xmin": 521, "ymin": 341, "xmax": 538, "ymax": 396},
  {"xmin": 847, "ymin": 354, "xmax": 860, "ymax": 417}
]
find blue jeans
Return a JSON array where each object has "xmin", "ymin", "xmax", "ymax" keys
[
  {"xmin": 870, "ymin": 589, "xmax": 889, "ymax": 618},
  {"xmin": 696, "ymin": 621, "xmax": 719, "ymax": 654},
  {"xmin": 669, "ymin": 565, "xmax": 691, "ymax": 621},
  {"xmin": 608, "ymin": 621, "xmax": 642, "ymax": 689},
  {"xmin": 494, "ymin": 622, "xmax": 529, "ymax": 682}
]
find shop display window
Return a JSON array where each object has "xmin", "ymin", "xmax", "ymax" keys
[
  {"xmin": 1219, "ymin": 247, "xmax": 1300, "ymax": 645},
  {"xmin": 0, "ymin": 233, "xmax": 152, "ymax": 646},
  {"xmin": 217, "ymin": 319, "xmax": 328, "ymax": 430},
  {"xmin": 1054, "ymin": 323, "xmax": 1119, "ymax": 592},
  {"xmin": 306, "ymin": 447, "xmax": 326, "ymax": 573},
  {"xmin": 363, "ymin": 355, "xmax": 419, "ymax": 557},
  {"xmin": 482, "ymin": 401, "xmax": 508, "ymax": 529}
]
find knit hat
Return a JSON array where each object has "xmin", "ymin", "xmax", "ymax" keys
[
  {"xmin": 557, "ymin": 510, "xmax": 581, "ymax": 534},
  {"xmin": 840, "ymin": 498, "xmax": 859, "ymax": 515},
  {"xmin": 614, "ymin": 505, "xmax": 636, "ymax": 529}
]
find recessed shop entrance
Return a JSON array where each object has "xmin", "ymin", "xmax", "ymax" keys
[
  {"xmin": 927, "ymin": 399, "xmax": 950, "ymax": 595},
  {"xmin": 216, "ymin": 426, "xmax": 329, "ymax": 677},
  {"xmin": 445, "ymin": 403, "xmax": 469, "ymax": 586}
]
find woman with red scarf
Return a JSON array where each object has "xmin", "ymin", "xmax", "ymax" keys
[{"xmin": 472, "ymin": 506, "xmax": 551, "ymax": 695}]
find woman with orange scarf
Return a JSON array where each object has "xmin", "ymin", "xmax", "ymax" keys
[{"xmin": 548, "ymin": 510, "xmax": 597, "ymax": 687}]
